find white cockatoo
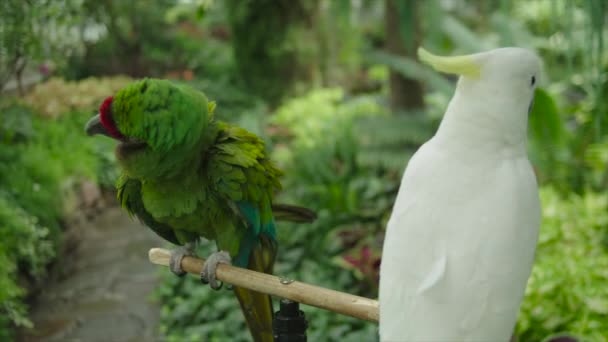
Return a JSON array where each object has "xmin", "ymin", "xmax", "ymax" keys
[{"xmin": 379, "ymin": 47, "xmax": 542, "ymax": 342}]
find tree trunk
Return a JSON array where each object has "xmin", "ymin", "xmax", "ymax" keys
[{"xmin": 385, "ymin": 0, "xmax": 424, "ymax": 111}]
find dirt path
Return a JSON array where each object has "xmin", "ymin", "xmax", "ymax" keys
[{"xmin": 19, "ymin": 207, "xmax": 165, "ymax": 342}]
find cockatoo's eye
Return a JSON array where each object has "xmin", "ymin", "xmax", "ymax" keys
[{"xmin": 530, "ymin": 76, "xmax": 536, "ymax": 86}]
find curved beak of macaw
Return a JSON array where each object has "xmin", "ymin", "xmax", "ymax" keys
[{"xmin": 84, "ymin": 113, "xmax": 111, "ymax": 137}]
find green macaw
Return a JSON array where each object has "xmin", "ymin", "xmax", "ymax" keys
[{"xmin": 84, "ymin": 78, "xmax": 315, "ymax": 342}]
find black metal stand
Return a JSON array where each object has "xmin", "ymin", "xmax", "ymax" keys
[{"xmin": 273, "ymin": 299, "xmax": 308, "ymax": 342}]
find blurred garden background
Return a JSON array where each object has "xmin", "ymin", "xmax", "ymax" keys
[{"xmin": 1, "ymin": 0, "xmax": 607, "ymax": 341}]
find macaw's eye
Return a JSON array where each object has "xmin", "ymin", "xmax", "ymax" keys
[{"xmin": 531, "ymin": 76, "xmax": 536, "ymax": 86}]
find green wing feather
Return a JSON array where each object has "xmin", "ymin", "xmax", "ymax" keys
[
  {"xmin": 208, "ymin": 123, "xmax": 282, "ymax": 244},
  {"xmin": 116, "ymin": 175, "xmax": 188, "ymax": 245},
  {"xmin": 207, "ymin": 122, "xmax": 281, "ymax": 342}
]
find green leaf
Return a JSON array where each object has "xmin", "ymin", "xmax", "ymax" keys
[
  {"xmin": 529, "ymin": 87, "xmax": 566, "ymax": 147},
  {"xmin": 366, "ymin": 51, "xmax": 454, "ymax": 95},
  {"xmin": 586, "ymin": 297, "xmax": 608, "ymax": 314},
  {"xmin": 442, "ymin": 15, "xmax": 490, "ymax": 52}
]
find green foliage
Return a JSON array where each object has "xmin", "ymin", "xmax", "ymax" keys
[
  {"xmin": 225, "ymin": 0, "xmax": 319, "ymax": 105},
  {"xmin": 366, "ymin": 51, "xmax": 454, "ymax": 95},
  {"xmin": 155, "ymin": 243, "xmax": 251, "ymax": 342},
  {"xmin": 0, "ymin": 98, "xmax": 114, "ymax": 337},
  {"xmin": 0, "ymin": 194, "xmax": 54, "ymax": 338},
  {"xmin": 314, "ymin": 0, "xmax": 379, "ymax": 88},
  {"xmin": 0, "ymin": 106, "xmax": 102, "ymax": 234},
  {"xmin": 92, "ymin": 137, "xmax": 120, "ymax": 189},
  {"xmin": 0, "ymin": 99, "xmax": 35, "ymax": 143},
  {"xmin": 157, "ymin": 241, "xmax": 377, "ymax": 342},
  {"xmin": 0, "ymin": 0, "xmax": 37, "ymax": 82},
  {"xmin": 0, "ymin": 0, "xmax": 84, "ymax": 90},
  {"xmin": 270, "ymin": 89, "xmax": 390, "ymax": 306},
  {"xmin": 19, "ymin": 76, "xmax": 130, "ymax": 188},
  {"xmin": 165, "ymin": 1, "xmax": 237, "ymax": 80},
  {"xmin": 270, "ymin": 88, "xmax": 388, "ymax": 212},
  {"xmin": 356, "ymin": 112, "xmax": 436, "ymax": 171},
  {"xmin": 584, "ymin": 139, "xmax": 608, "ymax": 189},
  {"xmin": 155, "ymin": 213, "xmax": 381, "ymax": 342},
  {"xmin": 185, "ymin": 78, "xmax": 267, "ymax": 123},
  {"xmin": 65, "ymin": 0, "xmax": 232, "ymax": 80},
  {"xmin": 529, "ymin": 88, "xmax": 566, "ymax": 150},
  {"xmin": 518, "ymin": 187, "xmax": 608, "ymax": 341},
  {"xmin": 528, "ymin": 87, "xmax": 570, "ymax": 189}
]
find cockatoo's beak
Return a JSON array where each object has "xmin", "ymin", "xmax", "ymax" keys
[{"xmin": 418, "ymin": 47, "xmax": 481, "ymax": 78}]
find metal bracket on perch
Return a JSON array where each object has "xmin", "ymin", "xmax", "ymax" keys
[{"xmin": 148, "ymin": 248, "xmax": 379, "ymax": 323}]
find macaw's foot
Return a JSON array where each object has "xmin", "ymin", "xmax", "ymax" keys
[
  {"xmin": 169, "ymin": 243, "xmax": 195, "ymax": 276},
  {"xmin": 200, "ymin": 251, "xmax": 231, "ymax": 290}
]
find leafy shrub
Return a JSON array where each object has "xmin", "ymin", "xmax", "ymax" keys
[
  {"xmin": 0, "ymin": 97, "xmax": 115, "ymax": 338},
  {"xmin": 0, "ymin": 106, "xmax": 104, "ymax": 233},
  {"xmin": 226, "ymin": 0, "xmax": 319, "ymax": 105},
  {"xmin": 0, "ymin": 0, "xmax": 85, "ymax": 92},
  {"xmin": 0, "ymin": 194, "xmax": 54, "ymax": 339},
  {"xmin": 270, "ymin": 89, "xmax": 389, "ymax": 234},
  {"xmin": 518, "ymin": 187, "xmax": 608, "ymax": 341},
  {"xmin": 155, "ymin": 218, "xmax": 380, "ymax": 342},
  {"xmin": 67, "ymin": 1, "xmax": 191, "ymax": 79},
  {"xmin": 155, "ymin": 243, "xmax": 251, "ymax": 342},
  {"xmin": 271, "ymin": 88, "xmax": 430, "ymax": 295},
  {"xmin": 0, "ymin": 100, "xmax": 35, "ymax": 143},
  {"xmin": 270, "ymin": 88, "xmax": 388, "ymax": 199}
]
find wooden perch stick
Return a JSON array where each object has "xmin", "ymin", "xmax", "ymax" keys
[{"xmin": 148, "ymin": 248, "xmax": 379, "ymax": 322}]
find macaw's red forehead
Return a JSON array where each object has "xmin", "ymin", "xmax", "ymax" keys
[
  {"xmin": 100, "ymin": 96, "xmax": 113, "ymax": 116},
  {"xmin": 99, "ymin": 96, "xmax": 125, "ymax": 140}
]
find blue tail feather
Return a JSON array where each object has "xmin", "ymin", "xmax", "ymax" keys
[
  {"xmin": 235, "ymin": 227, "xmax": 257, "ymax": 268},
  {"xmin": 234, "ymin": 200, "xmax": 277, "ymax": 268}
]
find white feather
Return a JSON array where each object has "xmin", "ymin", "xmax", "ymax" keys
[{"xmin": 379, "ymin": 47, "xmax": 542, "ymax": 342}]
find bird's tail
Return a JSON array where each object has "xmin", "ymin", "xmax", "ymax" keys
[{"xmin": 233, "ymin": 234, "xmax": 277, "ymax": 342}]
